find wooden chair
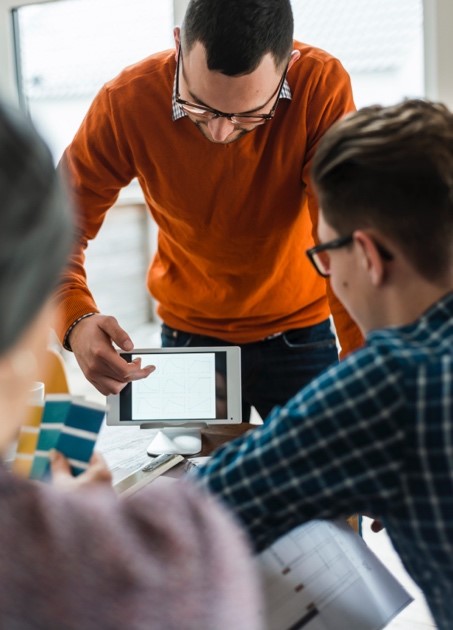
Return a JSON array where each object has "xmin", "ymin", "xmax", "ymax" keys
[{"xmin": 38, "ymin": 347, "xmax": 70, "ymax": 394}]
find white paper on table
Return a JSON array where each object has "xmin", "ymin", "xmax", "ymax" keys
[{"xmin": 258, "ymin": 518, "xmax": 412, "ymax": 630}]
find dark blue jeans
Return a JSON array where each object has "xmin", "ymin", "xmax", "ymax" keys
[{"xmin": 161, "ymin": 319, "xmax": 338, "ymax": 422}]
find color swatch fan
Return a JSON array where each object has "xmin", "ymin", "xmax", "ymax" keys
[{"xmin": 13, "ymin": 395, "xmax": 106, "ymax": 479}]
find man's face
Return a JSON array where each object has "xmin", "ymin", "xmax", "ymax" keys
[
  {"xmin": 317, "ymin": 211, "xmax": 398, "ymax": 335},
  {"xmin": 177, "ymin": 41, "xmax": 288, "ymax": 144},
  {"xmin": 317, "ymin": 212, "xmax": 369, "ymax": 333}
]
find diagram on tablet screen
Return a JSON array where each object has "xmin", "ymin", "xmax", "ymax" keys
[{"xmin": 132, "ymin": 353, "xmax": 216, "ymax": 420}]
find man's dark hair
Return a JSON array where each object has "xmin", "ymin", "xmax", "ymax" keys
[
  {"xmin": 0, "ymin": 103, "xmax": 73, "ymax": 353},
  {"xmin": 311, "ymin": 99, "xmax": 453, "ymax": 282},
  {"xmin": 182, "ymin": 0, "xmax": 293, "ymax": 75}
]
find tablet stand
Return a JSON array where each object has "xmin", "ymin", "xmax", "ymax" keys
[{"xmin": 145, "ymin": 427, "xmax": 202, "ymax": 456}]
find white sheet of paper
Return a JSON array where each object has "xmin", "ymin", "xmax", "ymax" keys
[{"xmin": 259, "ymin": 518, "xmax": 412, "ymax": 630}]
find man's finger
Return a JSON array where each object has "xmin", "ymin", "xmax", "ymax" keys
[
  {"xmin": 99, "ymin": 316, "xmax": 133, "ymax": 351},
  {"xmin": 49, "ymin": 450, "xmax": 72, "ymax": 481},
  {"xmin": 126, "ymin": 364, "xmax": 156, "ymax": 382},
  {"xmin": 91, "ymin": 374, "xmax": 130, "ymax": 396},
  {"xmin": 84, "ymin": 452, "xmax": 113, "ymax": 484},
  {"xmin": 92, "ymin": 364, "xmax": 155, "ymax": 395},
  {"xmin": 92, "ymin": 348, "xmax": 141, "ymax": 381}
]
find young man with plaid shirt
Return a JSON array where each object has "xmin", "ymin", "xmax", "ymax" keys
[{"xmin": 193, "ymin": 99, "xmax": 453, "ymax": 630}]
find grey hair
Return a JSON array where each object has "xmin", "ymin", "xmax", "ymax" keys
[{"xmin": 0, "ymin": 103, "xmax": 73, "ymax": 354}]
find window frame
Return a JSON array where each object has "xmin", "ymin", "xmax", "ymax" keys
[
  {"xmin": 423, "ymin": 0, "xmax": 453, "ymax": 107},
  {"xmin": 0, "ymin": 0, "xmax": 190, "ymax": 105},
  {"xmin": 1, "ymin": 0, "xmax": 452, "ymax": 108}
]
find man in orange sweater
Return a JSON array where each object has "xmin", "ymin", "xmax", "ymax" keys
[{"xmin": 56, "ymin": 0, "xmax": 363, "ymax": 419}]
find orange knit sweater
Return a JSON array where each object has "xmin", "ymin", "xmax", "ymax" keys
[{"xmin": 56, "ymin": 42, "xmax": 363, "ymax": 356}]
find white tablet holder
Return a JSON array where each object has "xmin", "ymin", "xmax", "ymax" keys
[{"xmin": 141, "ymin": 423, "xmax": 207, "ymax": 456}]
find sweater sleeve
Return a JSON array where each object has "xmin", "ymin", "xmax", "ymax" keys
[
  {"xmin": 53, "ymin": 85, "xmax": 136, "ymax": 342},
  {"xmin": 0, "ymin": 475, "xmax": 262, "ymax": 630},
  {"xmin": 301, "ymin": 57, "xmax": 364, "ymax": 357}
]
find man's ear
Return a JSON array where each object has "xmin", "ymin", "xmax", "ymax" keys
[
  {"xmin": 174, "ymin": 27, "xmax": 181, "ymax": 60},
  {"xmin": 353, "ymin": 230, "xmax": 386, "ymax": 286},
  {"xmin": 287, "ymin": 49, "xmax": 301, "ymax": 72}
]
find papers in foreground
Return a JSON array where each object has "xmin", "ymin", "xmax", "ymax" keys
[{"xmin": 259, "ymin": 518, "xmax": 411, "ymax": 630}]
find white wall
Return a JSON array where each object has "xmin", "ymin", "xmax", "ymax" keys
[{"xmin": 173, "ymin": 0, "xmax": 189, "ymax": 25}]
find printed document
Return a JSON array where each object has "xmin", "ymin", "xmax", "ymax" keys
[{"xmin": 259, "ymin": 518, "xmax": 411, "ymax": 630}]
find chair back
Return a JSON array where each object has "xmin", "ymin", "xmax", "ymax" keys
[{"xmin": 38, "ymin": 347, "xmax": 69, "ymax": 394}]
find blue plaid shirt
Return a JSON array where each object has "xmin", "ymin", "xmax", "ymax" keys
[{"xmin": 193, "ymin": 292, "xmax": 453, "ymax": 630}]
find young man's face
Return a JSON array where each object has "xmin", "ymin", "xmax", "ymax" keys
[
  {"xmin": 175, "ymin": 39, "xmax": 295, "ymax": 144},
  {"xmin": 317, "ymin": 212, "xmax": 371, "ymax": 334}
]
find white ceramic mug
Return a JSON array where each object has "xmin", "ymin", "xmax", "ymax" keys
[{"xmin": 29, "ymin": 381, "xmax": 45, "ymax": 404}]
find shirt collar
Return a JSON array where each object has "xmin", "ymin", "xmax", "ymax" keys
[
  {"xmin": 367, "ymin": 290, "xmax": 453, "ymax": 344},
  {"xmin": 171, "ymin": 75, "xmax": 292, "ymax": 122}
]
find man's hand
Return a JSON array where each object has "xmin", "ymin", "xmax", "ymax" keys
[
  {"xmin": 50, "ymin": 450, "xmax": 113, "ymax": 491},
  {"xmin": 69, "ymin": 314, "xmax": 155, "ymax": 395}
]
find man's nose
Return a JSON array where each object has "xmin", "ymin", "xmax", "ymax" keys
[{"xmin": 206, "ymin": 116, "xmax": 236, "ymax": 142}]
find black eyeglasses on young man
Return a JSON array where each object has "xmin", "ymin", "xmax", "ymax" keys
[{"xmin": 306, "ymin": 234, "xmax": 393, "ymax": 278}]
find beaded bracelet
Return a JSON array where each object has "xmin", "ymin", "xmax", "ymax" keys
[{"xmin": 63, "ymin": 312, "xmax": 98, "ymax": 351}]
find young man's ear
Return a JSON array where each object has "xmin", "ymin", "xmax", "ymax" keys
[
  {"xmin": 353, "ymin": 230, "xmax": 386, "ymax": 286},
  {"xmin": 174, "ymin": 27, "xmax": 181, "ymax": 60}
]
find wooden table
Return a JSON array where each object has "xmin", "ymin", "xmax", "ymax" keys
[
  {"xmin": 98, "ymin": 421, "xmax": 358, "ymax": 532},
  {"xmin": 199, "ymin": 423, "xmax": 256, "ymax": 455},
  {"xmin": 97, "ymin": 422, "xmax": 256, "ymax": 484}
]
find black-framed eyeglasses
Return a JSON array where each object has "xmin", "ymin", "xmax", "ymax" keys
[
  {"xmin": 175, "ymin": 46, "xmax": 289, "ymax": 127},
  {"xmin": 306, "ymin": 234, "xmax": 393, "ymax": 278}
]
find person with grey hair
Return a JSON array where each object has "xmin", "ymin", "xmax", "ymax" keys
[
  {"xmin": 192, "ymin": 99, "xmax": 453, "ymax": 630},
  {"xmin": 0, "ymin": 102, "xmax": 262, "ymax": 629}
]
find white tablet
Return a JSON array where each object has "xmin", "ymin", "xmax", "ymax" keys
[{"xmin": 107, "ymin": 347, "xmax": 241, "ymax": 455}]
